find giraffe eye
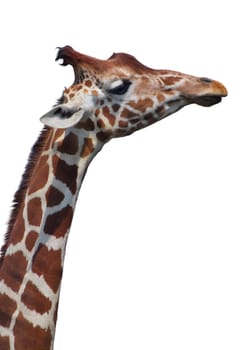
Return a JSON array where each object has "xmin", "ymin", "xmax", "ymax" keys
[{"xmin": 108, "ymin": 80, "xmax": 132, "ymax": 95}]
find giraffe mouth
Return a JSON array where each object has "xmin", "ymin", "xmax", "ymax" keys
[
  {"xmin": 194, "ymin": 94, "xmax": 222, "ymax": 107},
  {"xmin": 185, "ymin": 94, "xmax": 223, "ymax": 107}
]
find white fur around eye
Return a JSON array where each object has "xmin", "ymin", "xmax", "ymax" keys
[
  {"xmin": 107, "ymin": 79, "xmax": 132, "ymax": 96},
  {"xmin": 108, "ymin": 80, "xmax": 124, "ymax": 90}
]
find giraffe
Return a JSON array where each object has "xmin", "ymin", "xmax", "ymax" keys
[{"xmin": 0, "ymin": 46, "xmax": 227, "ymax": 350}]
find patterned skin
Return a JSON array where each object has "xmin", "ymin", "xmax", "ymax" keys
[{"xmin": 0, "ymin": 46, "xmax": 227, "ymax": 350}]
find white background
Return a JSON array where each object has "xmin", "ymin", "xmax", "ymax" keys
[{"xmin": 0, "ymin": 1, "xmax": 245, "ymax": 349}]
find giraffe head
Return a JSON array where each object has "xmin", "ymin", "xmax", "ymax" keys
[{"xmin": 41, "ymin": 46, "xmax": 227, "ymax": 140}]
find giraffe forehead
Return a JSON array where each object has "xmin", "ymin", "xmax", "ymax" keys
[
  {"xmin": 80, "ymin": 52, "xmax": 154, "ymax": 76},
  {"xmin": 74, "ymin": 54, "xmax": 186, "ymax": 86}
]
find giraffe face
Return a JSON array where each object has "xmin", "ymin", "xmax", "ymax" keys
[{"xmin": 41, "ymin": 47, "xmax": 227, "ymax": 140}]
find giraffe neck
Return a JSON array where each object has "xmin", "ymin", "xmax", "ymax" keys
[{"xmin": 0, "ymin": 126, "xmax": 103, "ymax": 350}]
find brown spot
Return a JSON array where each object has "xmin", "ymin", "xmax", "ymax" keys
[
  {"xmin": 144, "ymin": 113, "xmax": 156, "ymax": 123},
  {"xmin": 52, "ymin": 155, "xmax": 78, "ymax": 194},
  {"xmin": 13, "ymin": 312, "xmax": 52, "ymax": 350},
  {"xmin": 69, "ymin": 93, "xmax": 75, "ymax": 99},
  {"xmin": 129, "ymin": 118, "xmax": 140, "ymax": 125},
  {"xmin": 77, "ymin": 118, "xmax": 95, "ymax": 131},
  {"xmin": 54, "ymin": 128, "xmax": 65, "ymax": 140},
  {"xmin": 32, "ymin": 244, "xmax": 63, "ymax": 293},
  {"xmin": 95, "ymin": 109, "xmax": 100, "ymax": 117},
  {"xmin": 128, "ymin": 98, "xmax": 154, "ymax": 112},
  {"xmin": 136, "ymin": 122, "xmax": 145, "ymax": 129},
  {"xmin": 83, "ymin": 88, "xmax": 89, "ymax": 94},
  {"xmin": 120, "ymin": 108, "xmax": 137, "ymax": 119},
  {"xmin": 114, "ymin": 129, "xmax": 128, "ymax": 138},
  {"xmin": 157, "ymin": 93, "xmax": 166, "ymax": 103},
  {"xmin": 0, "ymin": 336, "xmax": 10, "ymax": 350},
  {"xmin": 118, "ymin": 120, "xmax": 129, "ymax": 128},
  {"xmin": 163, "ymin": 76, "xmax": 181, "ymax": 86},
  {"xmin": 167, "ymin": 99, "xmax": 180, "ymax": 107},
  {"xmin": 156, "ymin": 105, "xmax": 166, "ymax": 115},
  {"xmin": 96, "ymin": 131, "xmax": 111, "ymax": 142},
  {"xmin": 42, "ymin": 130, "xmax": 55, "ymax": 153},
  {"xmin": 97, "ymin": 119, "xmax": 106, "ymax": 128},
  {"xmin": 91, "ymin": 90, "xmax": 99, "ymax": 96},
  {"xmin": 112, "ymin": 104, "xmax": 120, "ymax": 112},
  {"xmin": 75, "ymin": 84, "xmax": 83, "ymax": 91},
  {"xmin": 28, "ymin": 156, "xmax": 49, "ymax": 195},
  {"xmin": 25, "ymin": 231, "xmax": 38, "ymax": 251},
  {"xmin": 0, "ymin": 293, "xmax": 17, "ymax": 327},
  {"xmin": 85, "ymin": 80, "xmax": 92, "ymax": 87},
  {"xmin": 0, "ymin": 252, "xmax": 27, "ymax": 292},
  {"xmin": 57, "ymin": 132, "xmax": 78, "ymax": 155},
  {"xmin": 102, "ymin": 106, "xmax": 116, "ymax": 126},
  {"xmin": 21, "ymin": 281, "xmax": 52, "ymax": 315},
  {"xmin": 27, "ymin": 198, "xmax": 42, "ymax": 227},
  {"xmin": 11, "ymin": 209, "xmax": 25, "ymax": 245},
  {"xmin": 46, "ymin": 186, "xmax": 65, "ymax": 207},
  {"xmin": 44, "ymin": 205, "xmax": 73, "ymax": 238},
  {"xmin": 81, "ymin": 137, "xmax": 95, "ymax": 158}
]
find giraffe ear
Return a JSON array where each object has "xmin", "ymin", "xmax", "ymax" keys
[{"xmin": 40, "ymin": 105, "xmax": 83, "ymax": 128}]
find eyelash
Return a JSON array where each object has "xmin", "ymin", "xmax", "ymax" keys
[{"xmin": 108, "ymin": 80, "xmax": 132, "ymax": 95}]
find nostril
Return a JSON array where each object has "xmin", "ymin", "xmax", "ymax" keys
[{"xmin": 200, "ymin": 77, "xmax": 213, "ymax": 83}]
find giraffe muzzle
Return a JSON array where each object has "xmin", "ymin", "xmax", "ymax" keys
[{"xmin": 182, "ymin": 78, "xmax": 227, "ymax": 107}]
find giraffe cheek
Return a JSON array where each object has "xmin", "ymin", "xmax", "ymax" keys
[
  {"xmin": 120, "ymin": 108, "xmax": 138, "ymax": 119},
  {"xmin": 118, "ymin": 120, "xmax": 129, "ymax": 128},
  {"xmin": 127, "ymin": 97, "xmax": 154, "ymax": 112},
  {"xmin": 102, "ymin": 106, "xmax": 116, "ymax": 127}
]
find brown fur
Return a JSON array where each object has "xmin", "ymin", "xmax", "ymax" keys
[
  {"xmin": 13, "ymin": 312, "xmax": 52, "ymax": 350},
  {"xmin": 0, "ymin": 252, "xmax": 28, "ymax": 292},
  {"xmin": 0, "ymin": 127, "xmax": 51, "ymax": 267},
  {"xmin": 0, "ymin": 293, "xmax": 17, "ymax": 327},
  {"xmin": 21, "ymin": 281, "xmax": 52, "ymax": 315},
  {"xmin": 0, "ymin": 335, "xmax": 10, "ymax": 350}
]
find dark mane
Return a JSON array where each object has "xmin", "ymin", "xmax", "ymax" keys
[{"xmin": 0, "ymin": 127, "xmax": 50, "ymax": 267}]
